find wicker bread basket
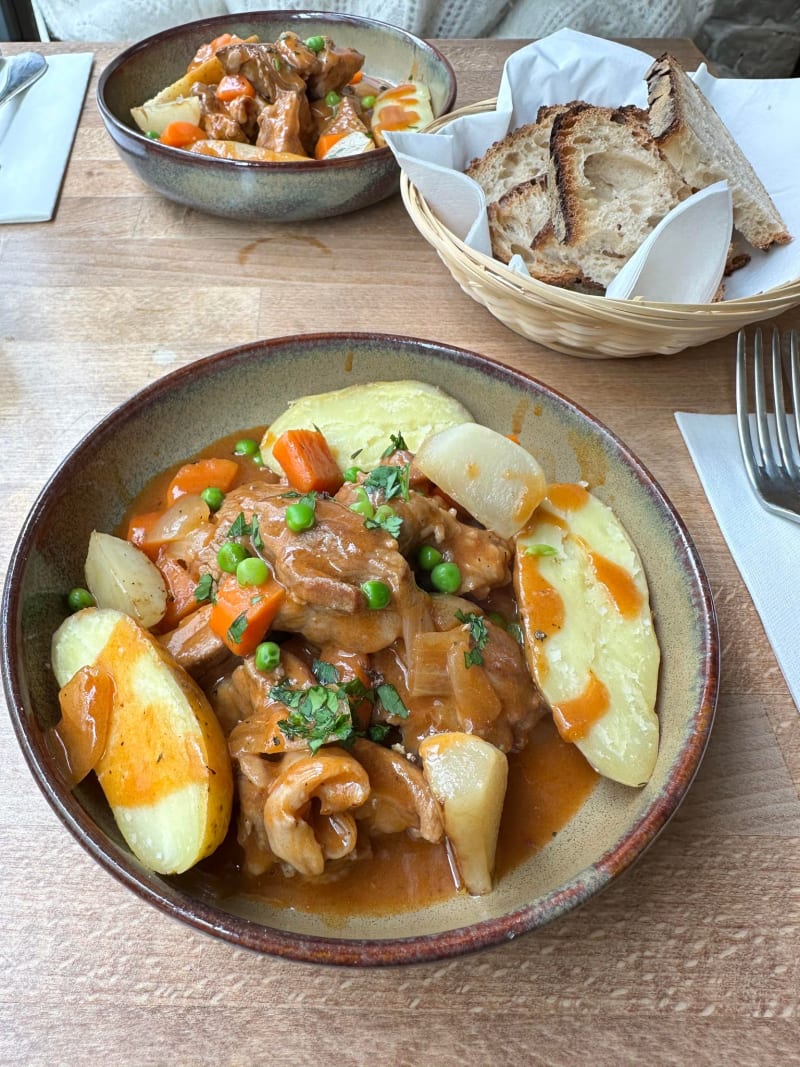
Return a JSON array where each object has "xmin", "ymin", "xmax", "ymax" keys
[{"xmin": 401, "ymin": 100, "xmax": 800, "ymax": 358}]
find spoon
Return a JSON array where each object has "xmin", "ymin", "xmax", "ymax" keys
[{"xmin": 0, "ymin": 52, "xmax": 48, "ymax": 109}]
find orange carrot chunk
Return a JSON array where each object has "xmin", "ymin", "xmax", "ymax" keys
[
  {"xmin": 215, "ymin": 74, "xmax": 256, "ymax": 101},
  {"xmin": 209, "ymin": 573, "xmax": 286, "ymax": 656},
  {"xmin": 271, "ymin": 428, "xmax": 343, "ymax": 494},
  {"xmin": 159, "ymin": 121, "xmax": 207, "ymax": 149},
  {"xmin": 314, "ymin": 131, "xmax": 348, "ymax": 159},
  {"xmin": 126, "ymin": 510, "xmax": 167, "ymax": 560},
  {"xmin": 166, "ymin": 457, "xmax": 240, "ymax": 503}
]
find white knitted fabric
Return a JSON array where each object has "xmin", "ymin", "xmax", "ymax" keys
[{"xmin": 33, "ymin": 0, "xmax": 714, "ymax": 44}]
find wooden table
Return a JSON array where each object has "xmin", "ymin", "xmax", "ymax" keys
[{"xmin": 1, "ymin": 38, "xmax": 798, "ymax": 1065}]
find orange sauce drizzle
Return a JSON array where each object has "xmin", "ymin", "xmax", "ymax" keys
[
  {"xmin": 588, "ymin": 551, "xmax": 642, "ymax": 619},
  {"xmin": 547, "ymin": 482, "xmax": 590, "ymax": 511},
  {"xmin": 552, "ymin": 671, "xmax": 610, "ymax": 742},
  {"xmin": 516, "ymin": 553, "xmax": 564, "ymax": 683}
]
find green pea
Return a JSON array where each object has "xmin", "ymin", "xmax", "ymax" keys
[
  {"xmin": 343, "ymin": 466, "xmax": 363, "ymax": 483},
  {"xmin": 67, "ymin": 587, "xmax": 95, "ymax": 612},
  {"xmin": 361, "ymin": 94, "xmax": 376, "ymax": 109},
  {"xmin": 218, "ymin": 541, "xmax": 249, "ymax": 573},
  {"xmin": 417, "ymin": 544, "xmax": 443, "ymax": 571},
  {"xmin": 361, "ymin": 579, "xmax": 391, "ymax": 610},
  {"xmin": 305, "ymin": 35, "xmax": 325, "ymax": 53},
  {"xmin": 430, "ymin": 561, "xmax": 461, "ymax": 593},
  {"xmin": 146, "ymin": 130, "xmax": 159, "ymax": 139},
  {"xmin": 201, "ymin": 486, "xmax": 225, "ymax": 511},
  {"xmin": 255, "ymin": 641, "xmax": 281, "ymax": 672},
  {"xmin": 285, "ymin": 501, "xmax": 316, "ymax": 532},
  {"xmin": 325, "ymin": 90, "xmax": 341, "ymax": 108},
  {"xmin": 234, "ymin": 438, "xmax": 260, "ymax": 458},
  {"xmin": 236, "ymin": 556, "xmax": 269, "ymax": 586}
]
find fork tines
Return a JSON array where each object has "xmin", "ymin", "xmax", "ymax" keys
[{"xmin": 736, "ymin": 326, "xmax": 800, "ymax": 523}]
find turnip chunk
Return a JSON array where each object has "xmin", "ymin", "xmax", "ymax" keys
[
  {"xmin": 414, "ymin": 424, "xmax": 547, "ymax": 539},
  {"xmin": 84, "ymin": 531, "xmax": 167, "ymax": 629},
  {"xmin": 419, "ymin": 732, "xmax": 508, "ymax": 896}
]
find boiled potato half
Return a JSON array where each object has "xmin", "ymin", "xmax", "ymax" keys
[
  {"xmin": 419, "ymin": 732, "xmax": 508, "ymax": 896},
  {"xmin": 514, "ymin": 484, "xmax": 660, "ymax": 787},
  {"xmin": 51, "ymin": 608, "xmax": 233, "ymax": 874},
  {"xmin": 415, "ymin": 423, "xmax": 547, "ymax": 539},
  {"xmin": 261, "ymin": 380, "xmax": 473, "ymax": 475}
]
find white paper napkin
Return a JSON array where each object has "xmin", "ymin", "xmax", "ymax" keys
[
  {"xmin": 386, "ymin": 29, "xmax": 800, "ymax": 304},
  {"xmin": 676, "ymin": 412, "xmax": 800, "ymax": 713},
  {"xmin": 0, "ymin": 52, "xmax": 93, "ymax": 224}
]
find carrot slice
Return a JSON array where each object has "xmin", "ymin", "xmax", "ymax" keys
[
  {"xmin": 209, "ymin": 573, "xmax": 286, "ymax": 656},
  {"xmin": 159, "ymin": 121, "xmax": 207, "ymax": 149},
  {"xmin": 166, "ymin": 457, "xmax": 240, "ymax": 504},
  {"xmin": 215, "ymin": 74, "xmax": 256, "ymax": 101},
  {"xmin": 348, "ymin": 70, "xmax": 363, "ymax": 85},
  {"xmin": 127, "ymin": 510, "xmax": 167, "ymax": 561},
  {"xmin": 271, "ymin": 428, "xmax": 343, "ymax": 493}
]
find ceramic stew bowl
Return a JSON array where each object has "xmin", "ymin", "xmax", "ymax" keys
[
  {"xmin": 97, "ymin": 10, "xmax": 457, "ymax": 221},
  {"xmin": 1, "ymin": 333, "xmax": 718, "ymax": 965}
]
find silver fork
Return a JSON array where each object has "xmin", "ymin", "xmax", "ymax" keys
[{"xmin": 736, "ymin": 326, "xmax": 800, "ymax": 524}]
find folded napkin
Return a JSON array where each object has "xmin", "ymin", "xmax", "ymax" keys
[
  {"xmin": 676, "ymin": 412, "xmax": 800, "ymax": 713},
  {"xmin": 0, "ymin": 52, "xmax": 93, "ymax": 224}
]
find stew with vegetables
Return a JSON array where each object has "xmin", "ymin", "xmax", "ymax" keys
[
  {"xmin": 131, "ymin": 30, "xmax": 433, "ymax": 162},
  {"xmin": 49, "ymin": 383, "xmax": 660, "ymax": 917}
]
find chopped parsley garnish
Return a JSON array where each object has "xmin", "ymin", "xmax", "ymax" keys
[
  {"xmin": 365, "ymin": 506, "xmax": 402, "ymax": 539},
  {"xmin": 367, "ymin": 723, "xmax": 391, "ymax": 743},
  {"xmin": 194, "ymin": 573, "xmax": 217, "ymax": 604},
  {"xmin": 271, "ymin": 681, "xmax": 352, "ymax": 754},
  {"xmin": 312, "ymin": 659, "xmax": 340, "ymax": 686},
  {"xmin": 251, "ymin": 513, "xmax": 264, "ymax": 552},
  {"xmin": 228, "ymin": 512, "xmax": 252, "ymax": 539},
  {"xmin": 381, "ymin": 431, "xmax": 408, "ymax": 458},
  {"xmin": 362, "ymin": 463, "xmax": 410, "ymax": 503},
  {"xmin": 227, "ymin": 611, "xmax": 248, "ymax": 645},
  {"xmin": 269, "ymin": 674, "xmax": 408, "ymax": 753},
  {"xmin": 524, "ymin": 543, "xmax": 558, "ymax": 557},
  {"xmin": 455, "ymin": 609, "xmax": 490, "ymax": 668}
]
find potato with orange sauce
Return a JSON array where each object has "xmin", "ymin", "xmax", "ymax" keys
[{"xmin": 514, "ymin": 485, "xmax": 660, "ymax": 787}]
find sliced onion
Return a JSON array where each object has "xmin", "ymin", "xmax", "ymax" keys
[
  {"xmin": 148, "ymin": 493, "xmax": 210, "ymax": 543},
  {"xmin": 84, "ymin": 531, "xmax": 167, "ymax": 629}
]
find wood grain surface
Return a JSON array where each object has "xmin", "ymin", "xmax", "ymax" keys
[{"xmin": 1, "ymin": 37, "xmax": 798, "ymax": 1067}]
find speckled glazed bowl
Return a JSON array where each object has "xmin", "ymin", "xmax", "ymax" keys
[
  {"xmin": 97, "ymin": 11, "xmax": 456, "ymax": 221},
  {"xmin": 2, "ymin": 334, "xmax": 718, "ymax": 965}
]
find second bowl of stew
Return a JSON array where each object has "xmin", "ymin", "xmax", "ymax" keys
[{"xmin": 97, "ymin": 10, "xmax": 457, "ymax": 221}]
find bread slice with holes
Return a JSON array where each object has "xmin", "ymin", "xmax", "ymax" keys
[
  {"xmin": 646, "ymin": 53, "xmax": 790, "ymax": 251},
  {"xmin": 466, "ymin": 102, "xmax": 584, "ymax": 205},
  {"xmin": 488, "ymin": 178, "xmax": 605, "ymax": 290},
  {"xmin": 547, "ymin": 103, "xmax": 690, "ymax": 286}
]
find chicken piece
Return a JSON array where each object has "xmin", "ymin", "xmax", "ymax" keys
[
  {"xmin": 305, "ymin": 36, "xmax": 364, "ymax": 99},
  {"xmin": 198, "ymin": 482, "xmax": 428, "ymax": 654},
  {"xmin": 263, "ymin": 748, "xmax": 370, "ymax": 876},
  {"xmin": 225, "ymin": 92, "xmax": 267, "ymax": 141},
  {"xmin": 352, "ymin": 738, "xmax": 443, "ymax": 842},
  {"xmin": 226, "ymin": 648, "xmax": 320, "ymax": 759},
  {"xmin": 217, "ymin": 42, "xmax": 307, "ymax": 101},
  {"xmin": 256, "ymin": 88, "xmax": 312, "ymax": 156}
]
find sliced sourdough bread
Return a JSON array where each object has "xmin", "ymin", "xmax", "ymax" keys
[
  {"xmin": 547, "ymin": 103, "xmax": 689, "ymax": 286},
  {"xmin": 646, "ymin": 53, "xmax": 790, "ymax": 251},
  {"xmin": 466, "ymin": 102, "xmax": 584, "ymax": 205}
]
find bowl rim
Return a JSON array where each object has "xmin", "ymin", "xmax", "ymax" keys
[
  {"xmin": 1, "ymin": 331, "xmax": 719, "ymax": 966},
  {"xmin": 96, "ymin": 9, "xmax": 458, "ymax": 174}
]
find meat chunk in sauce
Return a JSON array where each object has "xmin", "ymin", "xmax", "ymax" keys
[
  {"xmin": 197, "ymin": 482, "xmax": 429, "ymax": 654},
  {"xmin": 256, "ymin": 88, "xmax": 314, "ymax": 156},
  {"xmin": 304, "ymin": 36, "xmax": 365, "ymax": 99}
]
